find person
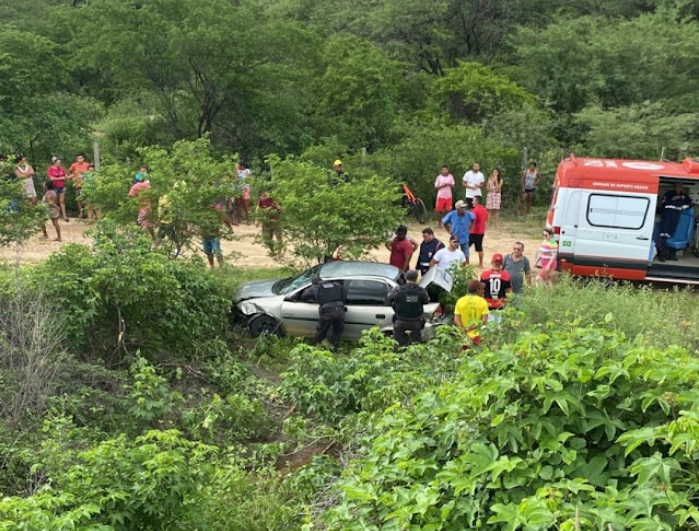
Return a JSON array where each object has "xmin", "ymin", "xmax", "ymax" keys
[
  {"xmin": 503, "ymin": 242, "xmax": 532, "ymax": 295},
  {"xmin": 469, "ymin": 196, "xmax": 489, "ymax": 268},
  {"xmin": 656, "ymin": 182, "xmax": 694, "ymax": 262},
  {"xmin": 454, "ymin": 279, "xmax": 489, "ymax": 347},
  {"xmin": 47, "ymin": 157, "xmax": 69, "ymax": 221},
  {"xmin": 386, "ymin": 269, "xmax": 430, "ymax": 347},
  {"xmin": 462, "ymin": 162, "xmax": 485, "ymax": 209},
  {"xmin": 485, "ymin": 168, "xmax": 503, "ymax": 228},
  {"xmin": 387, "ymin": 225, "xmax": 417, "ymax": 272},
  {"xmin": 429, "ymin": 234, "xmax": 466, "ymax": 271},
  {"xmin": 302, "ymin": 277, "xmax": 346, "ymax": 352},
  {"xmin": 202, "ymin": 234, "xmax": 222, "ymax": 268},
  {"xmin": 329, "ymin": 159, "xmax": 349, "ymax": 186},
  {"xmin": 535, "ymin": 227, "xmax": 558, "ymax": 286},
  {"xmin": 256, "ymin": 191, "xmax": 283, "ymax": 257},
  {"xmin": 416, "ymin": 227, "xmax": 444, "ymax": 275},
  {"xmin": 15, "ymin": 155, "xmax": 37, "ymax": 206},
  {"xmin": 441, "ymin": 200, "xmax": 476, "ymax": 263},
  {"xmin": 434, "ymin": 165, "xmax": 455, "ymax": 227},
  {"xmin": 129, "ymin": 178, "xmax": 154, "ymax": 237},
  {"xmin": 134, "ymin": 164, "xmax": 149, "ymax": 184},
  {"xmin": 69, "ymin": 153, "xmax": 90, "ymax": 219},
  {"xmin": 480, "ymin": 253, "xmax": 513, "ymax": 322},
  {"xmin": 42, "ymin": 180, "xmax": 62, "ymax": 242},
  {"xmin": 80, "ymin": 164, "xmax": 100, "ymax": 220},
  {"xmin": 234, "ymin": 161, "xmax": 252, "ymax": 224},
  {"xmin": 518, "ymin": 162, "xmax": 541, "ymax": 217}
]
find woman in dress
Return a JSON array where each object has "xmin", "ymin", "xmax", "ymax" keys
[
  {"xmin": 485, "ymin": 168, "xmax": 503, "ymax": 228},
  {"xmin": 47, "ymin": 157, "xmax": 69, "ymax": 221},
  {"xmin": 535, "ymin": 227, "xmax": 558, "ymax": 286},
  {"xmin": 15, "ymin": 155, "xmax": 37, "ymax": 205}
]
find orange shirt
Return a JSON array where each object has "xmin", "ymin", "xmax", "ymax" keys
[{"xmin": 69, "ymin": 161, "xmax": 90, "ymax": 186}]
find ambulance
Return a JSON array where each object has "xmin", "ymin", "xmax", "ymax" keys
[{"xmin": 547, "ymin": 156, "xmax": 699, "ymax": 284}]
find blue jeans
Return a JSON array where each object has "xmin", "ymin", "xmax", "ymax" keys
[{"xmin": 460, "ymin": 242, "xmax": 470, "ymax": 258}]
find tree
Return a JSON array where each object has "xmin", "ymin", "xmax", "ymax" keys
[{"xmin": 267, "ymin": 156, "xmax": 403, "ymax": 264}]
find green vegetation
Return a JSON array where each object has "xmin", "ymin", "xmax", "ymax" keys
[{"xmin": 1, "ymin": 1, "xmax": 699, "ymax": 529}]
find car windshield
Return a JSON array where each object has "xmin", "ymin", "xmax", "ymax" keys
[{"xmin": 273, "ymin": 264, "xmax": 322, "ymax": 295}]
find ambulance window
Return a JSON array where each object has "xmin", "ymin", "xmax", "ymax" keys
[{"xmin": 586, "ymin": 194, "xmax": 649, "ymax": 229}]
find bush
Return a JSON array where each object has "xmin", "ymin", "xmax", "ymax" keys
[
  {"xmin": 27, "ymin": 221, "xmax": 229, "ymax": 361},
  {"xmin": 323, "ymin": 322, "xmax": 699, "ymax": 530}
]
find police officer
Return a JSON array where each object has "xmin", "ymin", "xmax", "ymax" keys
[
  {"xmin": 387, "ymin": 269, "xmax": 430, "ymax": 347},
  {"xmin": 302, "ymin": 277, "xmax": 346, "ymax": 351}
]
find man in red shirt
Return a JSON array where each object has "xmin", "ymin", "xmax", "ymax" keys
[
  {"xmin": 387, "ymin": 225, "xmax": 417, "ymax": 272},
  {"xmin": 480, "ymin": 253, "xmax": 513, "ymax": 321},
  {"xmin": 69, "ymin": 153, "xmax": 91, "ymax": 219},
  {"xmin": 469, "ymin": 196, "xmax": 489, "ymax": 268}
]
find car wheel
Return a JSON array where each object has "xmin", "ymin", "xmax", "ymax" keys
[{"xmin": 248, "ymin": 314, "xmax": 283, "ymax": 338}]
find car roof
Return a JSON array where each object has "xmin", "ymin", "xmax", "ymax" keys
[{"xmin": 319, "ymin": 261, "xmax": 402, "ymax": 281}]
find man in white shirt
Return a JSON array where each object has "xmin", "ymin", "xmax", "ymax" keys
[
  {"xmin": 429, "ymin": 235, "xmax": 467, "ymax": 271},
  {"xmin": 462, "ymin": 162, "xmax": 485, "ymax": 209}
]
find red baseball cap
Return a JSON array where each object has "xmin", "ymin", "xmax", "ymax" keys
[{"xmin": 491, "ymin": 253, "xmax": 504, "ymax": 264}]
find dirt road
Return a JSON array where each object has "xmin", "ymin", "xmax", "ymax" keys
[{"xmin": 0, "ymin": 218, "xmax": 543, "ymax": 269}]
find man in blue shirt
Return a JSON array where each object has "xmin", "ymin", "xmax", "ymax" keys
[
  {"xmin": 416, "ymin": 227, "xmax": 444, "ymax": 275},
  {"xmin": 442, "ymin": 200, "xmax": 475, "ymax": 264}
]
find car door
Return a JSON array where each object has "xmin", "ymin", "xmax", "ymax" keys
[
  {"xmin": 343, "ymin": 278, "xmax": 393, "ymax": 339},
  {"xmin": 279, "ymin": 285, "xmax": 322, "ymax": 338}
]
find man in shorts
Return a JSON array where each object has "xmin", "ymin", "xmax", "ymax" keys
[
  {"xmin": 69, "ymin": 153, "xmax": 90, "ymax": 218},
  {"xmin": 434, "ymin": 165, "xmax": 455, "ymax": 227},
  {"xmin": 202, "ymin": 236, "xmax": 222, "ymax": 268},
  {"xmin": 441, "ymin": 200, "xmax": 475, "ymax": 263},
  {"xmin": 462, "ymin": 162, "xmax": 485, "ymax": 209},
  {"xmin": 454, "ymin": 279, "xmax": 489, "ymax": 347},
  {"xmin": 469, "ymin": 196, "xmax": 489, "ymax": 268}
]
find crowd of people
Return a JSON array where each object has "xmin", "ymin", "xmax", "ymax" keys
[{"xmin": 385, "ymin": 160, "xmax": 558, "ymax": 348}]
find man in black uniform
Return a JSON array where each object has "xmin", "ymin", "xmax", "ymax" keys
[
  {"xmin": 302, "ymin": 277, "xmax": 346, "ymax": 351},
  {"xmin": 387, "ymin": 269, "xmax": 430, "ymax": 347}
]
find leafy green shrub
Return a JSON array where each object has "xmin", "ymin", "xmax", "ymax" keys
[
  {"xmin": 323, "ymin": 323, "xmax": 699, "ymax": 530},
  {"xmin": 27, "ymin": 221, "xmax": 229, "ymax": 360},
  {"xmin": 279, "ymin": 329, "xmax": 462, "ymax": 423}
]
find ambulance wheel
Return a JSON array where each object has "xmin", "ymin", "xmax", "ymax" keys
[{"xmin": 249, "ymin": 314, "xmax": 283, "ymax": 338}]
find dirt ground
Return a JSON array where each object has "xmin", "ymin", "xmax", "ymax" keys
[{"xmin": 0, "ymin": 216, "xmax": 543, "ymax": 269}]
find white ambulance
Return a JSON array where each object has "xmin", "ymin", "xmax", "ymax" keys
[{"xmin": 547, "ymin": 156, "xmax": 699, "ymax": 284}]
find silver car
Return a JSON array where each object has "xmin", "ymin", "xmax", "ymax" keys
[{"xmin": 233, "ymin": 261, "xmax": 452, "ymax": 340}]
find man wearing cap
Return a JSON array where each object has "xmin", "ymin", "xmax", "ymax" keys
[
  {"xmin": 480, "ymin": 253, "xmax": 513, "ymax": 321},
  {"xmin": 387, "ymin": 269, "xmax": 430, "ymax": 347},
  {"xmin": 441, "ymin": 200, "xmax": 476, "ymax": 263},
  {"xmin": 329, "ymin": 159, "xmax": 350, "ymax": 186}
]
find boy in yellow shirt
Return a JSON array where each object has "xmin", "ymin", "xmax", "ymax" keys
[{"xmin": 454, "ymin": 279, "xmax": 489, "ymax": 346}]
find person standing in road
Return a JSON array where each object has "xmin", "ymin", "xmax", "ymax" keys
[
  {"xmin": 462, "ymin": 162, "xmax": 485, "ymax": 209},
  {"xmin": 441, "ymin": 200, "xmax": 475, "ymax": 263},
  {"xmin": 434, "ymin": 165, "xmax": 455, "ymax": 227},
  {"xmin": 47, "ymin": 157, "xmax": 69, "ymax": 222},
  {"xmin": 302, "ymin": 277, "xmax": 346, "ymax": 352},
  {"xmin": 518, "ymin": 162, "xmax": 541, "ymax": 217},
  {"xmin": 469, "ymin": 196, "xmax": 489, "ymax": 268},
  {"xmin": 416, "ymin": 227, "xmax": 444, "ymax": 276},
  {"xmin": 69, "ymin": 153, "xmax": 91, "ymax": 219},
  {"xmin": 485, "ymin": 168, "xmax": 503, "ymax": 228},
  {"xmin": 387, "ymin": 269, "xmax": 430, "ymax": 347},
  {"xmin": 503, "ymin": 242, "xmax": 532, "ymax": 296},
  {"xmin": 387, "ymin": 225, "xmax": 418, "ymax": 272}
]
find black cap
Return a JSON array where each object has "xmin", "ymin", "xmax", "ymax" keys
[{"xmin": 405, "ymin": 269, "xmax": 419, "ymax": 281}]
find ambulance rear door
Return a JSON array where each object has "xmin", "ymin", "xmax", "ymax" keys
[{"xmin": 574, "ymin": 191, "xmax": 657, "ymax": 275}]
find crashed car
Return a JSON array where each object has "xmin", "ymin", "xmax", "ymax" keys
[{"xmin": 233, "ymin": 261, "xmax": 453, "ymax": 340}]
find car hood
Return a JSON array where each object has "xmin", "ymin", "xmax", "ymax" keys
[
  {"xmin": 420, "ymin": 266, "xmax": 453, "ymax": 292},
  {"xmin": 233, "ymin": 278, "xmax": 281, "ymax": 303}
]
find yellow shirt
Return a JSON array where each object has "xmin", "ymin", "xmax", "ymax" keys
[{"xmin": 454, "ymin": 295, "xmax": 489, "ymax": 339}]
